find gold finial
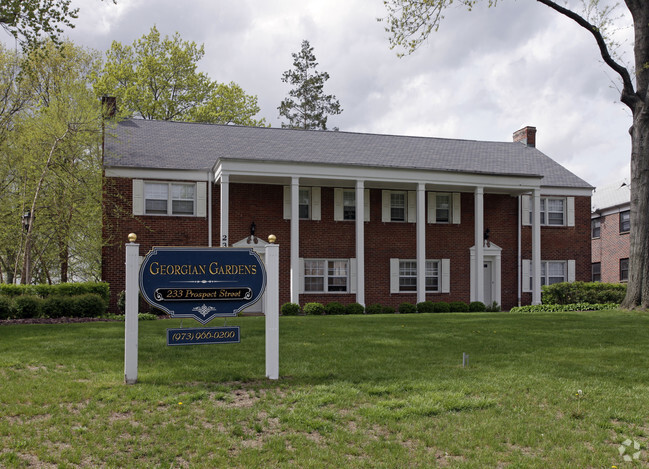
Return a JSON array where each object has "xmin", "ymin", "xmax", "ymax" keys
[
  {"xmin": 268, "ymin": 234, "xmax": 277, "ymax": 244},
  {"xmin": 128, "ymin": 233, "xmax": 137, "ymax": 243}
]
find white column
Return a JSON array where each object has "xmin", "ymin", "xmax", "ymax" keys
[
  {"xmin": 474, "ymin": 186, "xmax": 484, "ymax": 303},
  {"xmin": 290, "ymin": 177, "xmax": 300, "ymax": 304},
  {"xmin": 355, "ymin": 180, "xmax": 365, "ymax": 306},
  {"xmin": 265, "ymin": 240, "xmax": 280, "ymax": 380},
  {"xmin": 220, "ymin": 174, "xmax": 229, "ymax": 247},
  {"xmin": 532, "ymin": 189, "xmax": 542, "ymax": 304},
  {"xmin": 124, "ymin": 235, "xmax": 139, "ymax": 385},
  {"xmin": 416, "ymin": 183, "xmax": 426, "ymax": 304}
]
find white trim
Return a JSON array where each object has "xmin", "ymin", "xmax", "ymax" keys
[
  {"xmin": 441, "ymin": 259, "xmax": 450, "ymax": 293},
  {"xmin": 470, "ymin": 243, "xmax": 502, "ymax": 306},
  {"xmin": 452, "ymin": 192, "xmax": 461, "ymax": 224},
  {"xmin": 407, "ymin": 191, "xmax": 416, "ymax": 223},
  {"xmin": 364, "ymin": 189, "xmax": 370, "ymax": 222},
  {"xmin": 132, "ymin": 179, "xmax": 144, "ymax": 216},
  {"xmin": 389, "ymin": 258, "xmax": 449, "ymax": 294},
  {"xmin": 382, "ymin": 190, "xmax": 391, "ymax": 222},
  {"xmin": 107, "ymin": 167, "xmax": 210, "ymax": 181},
  {"xmin": 389, "ymin": 258, "xmax": 400, "ymax": 293},
  {"xmin": 350, "ymin": 258, "xmax": 358, "ymax": 295},
  {"xmin": 283, "ymin": 186, "xmax": 291, "ymax": 219},
  {"xmin": 568, "ymin": 259, "xmax": 576, "ymax": 282},
  {"xmin": 196, "ymin": 181, "xmax": 207, "ymax": 217},
  {"xmin": 522, "ymin": 259, "xmax": 531, "ymax": 293},
  {"xmin": 312, "ymin": 187, "xmax": 321, "ymax": 221},
  {"xmin": 567, "ymin": 197, "xmax": 575, "ymax": 227},
  {"xmin": 334, "ymin": 188, "xmax": 344, "ymax": 221}
]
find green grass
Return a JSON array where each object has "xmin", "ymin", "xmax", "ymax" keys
[{"xmin": 1, "ymin": 310, "xmax": 648, "ymax": 467}]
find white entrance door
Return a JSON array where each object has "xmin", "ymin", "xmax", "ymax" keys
[{"xmin": 483, "ymin": 261, "xmax": 493, "ymax": 305}]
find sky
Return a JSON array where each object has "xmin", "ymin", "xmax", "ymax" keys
[{"xmin": 7, "ymin": 0, "xmax": 636, "ymax": 188}]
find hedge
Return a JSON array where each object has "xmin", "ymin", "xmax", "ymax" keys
[
  {"xmin": 325, "ymin": 302, "xmax": 346, "ymax": 315},
  {"xmin": 510, "ymin": 303, "xmax": 619, "ymax": 313},
  {"xmin": 303, "ymin": 302, "xmax": 325, "ymax": 315},
  {"xmin": 542, "ymin": 281, "xmax": 626, "ymax": 305},
  {"xmin": 281, "ymin": 302, "xmax": 301, "ymax": 316},
  {"xmin": 0, "ymin": 282, "xmax": 110, "ymax": 302}
]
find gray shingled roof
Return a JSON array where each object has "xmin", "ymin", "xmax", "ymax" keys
[{"xmin": 104, "ymin": 119, "xmax": 592, "ymax": 189}]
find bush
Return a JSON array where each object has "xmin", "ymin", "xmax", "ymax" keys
[
  {"xmin": 449, "ymin": 301, "xmax": 469, "ymax": 312},
  {"xmin": 0, "ymin": 296, "xmax": 13, "ymax": 320},
  {"xmin": 0, "ymin": 282, "xmax": 110, "ymax": 301},
  {"xmin": 365, "ymin": 304, "xmax": 384, "ymax": 315},
  {"xmin": 485, "ymin": 301, "xmax": 501, "ymax": 312},
  {"xmin": 74, "ymin": 294, "xmax": 108, "ymax": 318},
  {"xmin": 542, "ymin": 281, "xmax": 625, "ymax": 305},
  {"xmin": 469, "ymin": 301, "xmax": 486, "ymax": 312},
  {"xmin": 42, "ymin": 296, "xmax": 73, "ymax": 319},
  {"xmin": 346, "ymin": 303, "xmax": 365, "ymax": 315},
  {"xmin": 325, "ymin": 302, "xmax": 346, "ymax": 315},
  {"xmin": 281, "ymin": 302, "xmax": 301, "ymax": 316},
  {"xmin": 117, "ymin": 290, "xmax": 126, "ymax": 313},
  {"xmin": 303, "ymin": 302, "xmax": 325, "ymax": 315},
  {"xmin": 433, "ymin": 301, "xmax": 450, "ymax": 313},
  {"xmin": 382, "ymin": 305, "xmax": 396, "ymax": 314},
  {"xmin": 13, "ymin": 296, "xmax": 42, "ymax": 319},
  {"xmin": 416, "ymin": 301, "xmax": 435, "ymax": 313},
  {"xmin": 510, "ymin": 303, "xmax": 618, "ymax": 313},
  {"xmin": 398, "ymin": 302, "xmax": 416, "ymax": 314}
]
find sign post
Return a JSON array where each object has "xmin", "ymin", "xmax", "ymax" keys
[
  {"xmin": 265, "ymin": 236, "xmax": 279, "ymax": 380},
  {"xmin": 124, "ymin": 233, "xmax": 139, "ymax": 384}
]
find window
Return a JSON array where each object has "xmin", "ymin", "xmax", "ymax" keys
[
  {"xmin": 523, "ymin": 259, "xmax": 575, "ymax": 292},
  {"xmin": 144, "ymin": 182, "xmax": 195, "ymax": 215},
  {"xmin": 523, "ymin": 196, "xmax": 574, "ymax": 227},
  {"xmin": 396, "ymin": 260, "xmax": 442, "ymax": 293},
  {"xmin": 435, "ymin": 194, "xmax": 450, "ymax": 223},
  {"xmin": 428, "ymin": 192, "xmax": 461, "ymax": 224},
  {"xmin": 343, "ymin": 190, "xmax": 356, "ymax": 220},
  {"xmin": 303, "ymin": 259, "xmax": 349, "ymax": 293},
  {"xmin": 620, "ymin": 258, "xmax": 629, "ymax": 282},
  {"xmin": 299, "ymin": 188, "xmax": 311, "ymax": 220},
  {"xmin": 592, "ymin": 262, "xmax": 601, "ymax": 282},
  {"xmin": 283, "ymin": 186, "xmax": 321, "ymax": 221},
  {"xmin": 591, "ymin": 218, "xmax": 601, "ymax": 238},
  {"xmin": 390, "ymin": 192, "xmax": 406, "ymax": 222},
  {"xmin": 620, "ymin": 210, "xmax": 630, "ymax": 233}
]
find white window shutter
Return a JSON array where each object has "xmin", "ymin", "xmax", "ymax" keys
[
  {"xmin": 521, "ymin": 195, "xmax": 531, "ymax": 226},
  {"xmin": 452, "ymin": 193, "xmax": 461, "ymax": 224},
  {"xmin": 441, "ymin": 258, "xmax": 450, "ymax": 293},
  {"xmin": 196, "ymin": 182, "xmax": 207, "ymax": 217},
  {"xmin": 407, "ymin": 191, "xmax": 417, "ymax": 223},
  {"xmin": 311, "ymin": 187, "xmax": 321, "ymax": 221},
  {"xmin": 382, "ymin": 191, "xmax": 391, "ymax": 222},
  {"xmin": 364, "ymin": 189, "xmax": 370, "ymax": 222},
  {"xmin": 350, "ymin": 258, "xmax": 357, "ymax": 294},
  {"xmin": 567, "ymin": 197, "xmax": 575, "ymax": 227},
  {"xmin": 283, "ymin": 186, "xmax": 291, "ymax": 220},
  {"xmin": 522, "ymin": 259, "xmax": 531, "ymax": 292},
  {"xmin": 299, "ymin": 258, "xmax": 305, "ymax": 294},
  {"xmin": 427, "ymin": 192, "xmax": 436, "ymax": 224},
  {"xmin": 389, "ymin": 258, "xmax": 400, "ymax": 293},
  {"xmin": 568, "ymin": 260, "xmax": 576, "ymax": 282},
  {"xmin": 334, "ymin": 188, "xmax": 344, "ymax": 221},
  {"xmin": 133, "ymin": 179, "xmax": 144, "ymax": 215}
]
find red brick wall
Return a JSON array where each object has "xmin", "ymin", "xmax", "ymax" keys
[
  {"xmin": 591, "ymin": 211, "xmax": 629, "ymax": 283},
  {"xmin": 103, "ymin": 177, "xmax": 591, "ymax": 312}
]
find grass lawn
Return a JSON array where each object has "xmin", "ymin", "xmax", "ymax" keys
[{"xmin": 1, "ymin": 309, "xmax": 648, "ymax": 468}]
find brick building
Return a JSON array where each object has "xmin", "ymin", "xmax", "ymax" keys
[
  {"xmin": 591, "ymin": 179, "xmax": 630, "ymax": 283},
  {"xmin": 102, "ymin": 120, "xmax": 592, "ymax": 313}
]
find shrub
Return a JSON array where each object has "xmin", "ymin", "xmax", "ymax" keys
[
  {"xmin": 346, "ymin": 303, "xmax": 365, "ymax": 315},
  {"xmin": 42, "ymin": 296, "xmax": 73, "ymax": 319},
  {"xmin": 416, "ymin": 301, "xmax": 435, "ymax": 313},
  {"xmin": 382, "ymin": 305, "xmax": 396, "ymax": 314},
  {"xmin": 281, "ymin": 302, "xmax": 301, "ymax": 316},
  {"xmin": 485, "ymin": 301, "xmax": 501, "ymax": 312},
  {"xmin": 303, "ymin": 302, "xmax": 325, "ymax": 315},
  {"xmin": 542, "ymin": 281, "xmax": 625, "ymax": 305},
  {"xmin": 325, "ymin": 302, "xmax": 346, "ymax": 315},
  {"xmin": 510, "ymin": 303, "xmax": 618, "ymax": 313},
  {"xmin": 398, "ymin": 302, "xmax": 416, "ymax": 314},
  {"xmin": 433, "ymin": 301, "xmax": 450, "ymax": 313},
  {"xmin": 0, "ymin": 282, "xmax": 110, "ymax": 301},
  {"xmin": 449, "ymin": 301, "xmax": 469, "ymax": 312},
  {"xmin": 0, "ymin": 296, "xmax": 13, "ymax": 320},
  {"xmin": 74, "ymin": 294, "xmax": 108, "ymax": 318},
  {"xmin": 13, "ymin": 296, "xmax": 42, "ymax": 319},
  {"xmin": 365, "ymin": 304, "xmax": 384, "ymax": 315},
  {"xmin": 469, "ymin": 301, "xmax": 486, "ymax": 312},
  {"xmin": 117, "ymin": 290, "xmax": 126, "ymax": 313}
]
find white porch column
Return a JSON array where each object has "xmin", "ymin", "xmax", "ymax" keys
[
  {"xmin": 265, "ymin": 240, "xmax": 280, "ymax": 380},
  {"xmin": 290, "ymin": 177, "xmax": 300, "ymax": 304},
  {"xmin": 355, "ymin": 180, "xmax": 365, "ymax": 306},
  {"xmin": 220, "ymin": 174, "xmax": 229, "ymax": 247},
  {"xmin": 474, "ymin": 186, "xmax": 484, "ymax": 303},
  {"xmin": 532, "ymin": 188, "xmax": 542, "ymax": 304},
  {"xmin": 416, "ymin": 183, "xmax": 426, "ymax": 304}
]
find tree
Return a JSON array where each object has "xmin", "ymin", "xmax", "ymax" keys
[
  {"xmin": 93, "ymin": 26, "xmax": 266, "ymax": 126},
  {"xmin": 278, "ymin": 40, "xmax": 342, "ymax": 130},
  {"xmin": 0, "ymin": 0, "xmax": 114, "ymax": 48},
  {"xmin": 383, "ymin": 0, "xmax": 649, "ymax": 309}
]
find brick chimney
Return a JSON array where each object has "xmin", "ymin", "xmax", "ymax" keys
[{"xmin": 513, "ymin": 126, "xmax": 536, "ymax": 147}]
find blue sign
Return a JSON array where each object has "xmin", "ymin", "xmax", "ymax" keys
[
  {"xmin": 139, "ymin": 247, "xmax": 266, "ymax": 324},
  {"xmin": 167, "ymin": 326, "xmax": 240, "ymax": 346}
]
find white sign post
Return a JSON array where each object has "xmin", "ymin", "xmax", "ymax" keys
[
  {"xmin": 264, "ymin": 237, "xmax": 279, "ymax": 380},
  {"xmin": 124, "ymin": 233, "xmax": 139, "ymax": 384}
]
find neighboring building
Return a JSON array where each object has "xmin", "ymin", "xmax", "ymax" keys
[
  {"xmin": 102, "ymin": 120, "xmax": 592, "ymax": 313},
  {"xmin": 591, "ymin": 179, "xmax": 631, "ymax": 283}
]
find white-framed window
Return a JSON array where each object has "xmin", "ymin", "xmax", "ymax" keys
[
  {"xmin": 382, "ymin": 190, "xmax": 416, "ymax": 223},
  {"xmin": 391, "ymin": 192, "xmax": 406, "ymax": 222},
  {"xmin": 343, "ymin": 190, "xmax": 356, "ymax": 220},
  {"xmin": 390, "ymin": 258, "xmax": 450, "ymax": 293},
  {"xmin": 522, "ymin": 259, "xmax": 575, "ymax": 292},
  {"xmin": 522, "ymin": 196, "xmax": 575, "ymax": 227},
  {"xmin": 132, "ymin": 179, "xmax": 206, "ymax": 217},
  {"xmin": 427, "ymin": 192, "xmax": 461, "ymax": 224},
  {"xmin": 334, "ymin": 188, "xmax": 370, "ymax": 221},
  {"xmin": 283, "ymin": 186, "xmax": 321, "ymax": 220},
  {"xmin": 302, "ymin": 259, "xmax": 349, "ymax": 293}
]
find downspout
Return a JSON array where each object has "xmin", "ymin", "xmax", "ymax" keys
[
  {"xmin": 208, "ymin": 170, "xmax": 213, "ymax": 247},
  {"xmin": 517, "ymin": 195, "xmax": 522, "ymax": 307}
]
